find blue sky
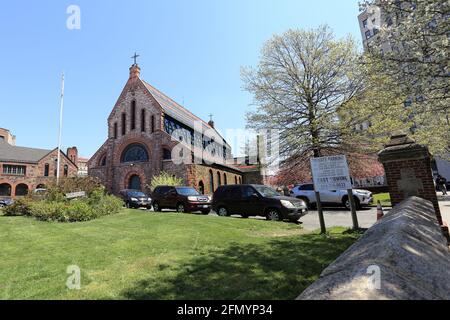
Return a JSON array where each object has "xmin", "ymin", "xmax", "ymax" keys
[{"xmin": 0, "ymin": 0, "xmax": 362, "ymax": 158}]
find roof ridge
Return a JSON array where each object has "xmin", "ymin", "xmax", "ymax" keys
[{"xmin": 142, "ymin": 80, "xmax": 212, "ymax": 129}]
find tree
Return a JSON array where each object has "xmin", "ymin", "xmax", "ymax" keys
[
  {"xmin": 242, "ymin": 26, "xmax": 407, "ymax": 174},
  {"xmin": 148, "ymin": 172, "xmax": 183, "ymax": 191},
  {"xmin": 361, "ymin": 0, "xmax": 450, "ymax": 157}
]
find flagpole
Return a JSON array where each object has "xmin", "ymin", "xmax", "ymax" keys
[{"xmin": 56, "ymin": 72, "xmax": 65, "ymax": 185}]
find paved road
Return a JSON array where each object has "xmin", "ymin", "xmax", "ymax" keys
[{"xmin": 300, "ymin": 206, "xmax": 382, "ymax": 231}]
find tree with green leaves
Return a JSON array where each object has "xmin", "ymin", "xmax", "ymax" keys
[
  {"xmin": 360, "ymin": 0, "xmax": 450, "ymax": 157},
  {"xmin": 242, "ymin": 26, "xmax": 407, "ymax": 175}
]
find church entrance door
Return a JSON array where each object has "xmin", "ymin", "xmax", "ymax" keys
[{"xmin": 129, "ymin": 175, "xmax": 141, "ymax": 191}]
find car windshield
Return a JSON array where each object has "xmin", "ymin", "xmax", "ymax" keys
[
  {"xmin": 253, "ymin": 185, "xmax": 281, "ymax": 198},
  {"xmin": 176, "ymin": 187, "xmax": 200, "ymax": 196},
  {"xmin": 128, "ymin": 191, "xmax": 147, "ymax": 197}
]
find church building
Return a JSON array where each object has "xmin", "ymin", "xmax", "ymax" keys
[{"xmin": 88, "ymin": 62, "xmax": 244, "ymax": 195}]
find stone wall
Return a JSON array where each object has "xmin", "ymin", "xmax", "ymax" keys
[{"xmin": 297, "ymin": 197, "xmax": 450, "ymax": 300}]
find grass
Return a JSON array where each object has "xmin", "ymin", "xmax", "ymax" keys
[
  {"xmin": 0, "ymin": 210, "xmax": 360, "ymax": 300},
  {"xmin": 372, "ymin": 193, "xmax": 392, "ymax": 207}
]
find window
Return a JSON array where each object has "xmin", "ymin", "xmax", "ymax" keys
[
  {"xmin": 163, "ymin": 148, "xmax": 172, "ymax": 160},
  {"xmin": 99, "ymin": 155, "xmax": 107, "ymax": 166},
  {"xmin": 365, "ymin": 30, "xmax": 372, "ymax": 40},
  {"xmin": 299, "ymin": 184, "xmax": 314, "ymax": 191},
  {"xmin": 242, "ymin": 186, "xmax": 258, "ymax": 198},
  {"xmin": 0, "ymin": 183, "xmax": 12, "ymax": 196},
  {"xmin": 44, "ymin": 163, "xmax": 49, "ymax": 177},
  {"xmin": 121, "ymin": 144, "xmax": 149, "ymax": 163},
  {"xmin": 141, "ymin": 109, "xmax": 146, "ymax": 132},
  {"xmin": 209, "ymin": 170, "xmax": 214, "ymax": 192},
  {"xmin": 113, "ymin": 122, "xmax": 118, "ymax": 139},
  {"xmin": 3, "ymin": 165, "xmax": 26, "ymax": 176},
  {"xmin": 131, "ymin": 101, "xmax": 136, "ymax": 130},
  {"xmin": 121, "ymin": 113, "xmax": 126, "ymax": 135},
  {"xmin": 217, "ymin": 172, "xmax": 221, "ymax": 186},
  {"xmin": 198, "ymin": 181, "xmax": 205, "ymax": 195},
  {"xmin": 362, "ymin": 19, "xmax": 368, "ymax": 28},
  {"xmin": 223, "ymin": 173, "xmax": 227, "ymax": 185},
  {"xmin": 15, "ymin": 184, "xmax": 29, "ymax": 196},
  {"xmin": 235, "ymin": 176, "xmax": 238, "ymax": 184},
  {"xmin": 64, "ymin": 165, "xmax": 68, "ymax": 177},
  {"xmin": 151, "ymin": 115, "xmax": 155, "ymax": 133}
]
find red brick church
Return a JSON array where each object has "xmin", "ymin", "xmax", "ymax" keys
[{"xmin": 88, "ymin": 62, "xmax": 245, "ymax": 195}]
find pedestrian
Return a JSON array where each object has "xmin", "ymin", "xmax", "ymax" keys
[{"xmin": 436, "ymin": 175, "xmax": 448, "ymax": 195}]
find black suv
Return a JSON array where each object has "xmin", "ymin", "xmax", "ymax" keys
[
  {"xmin": 152, "ymin": 186, "xmax": 211, "ymax": 214},
  {"xmin": 212, "ymin": 184, "xmax": 308, "ymax": 222},
  {"xmin": 119, "ymin": 189, "xmax": 152, "ymax": 209}
]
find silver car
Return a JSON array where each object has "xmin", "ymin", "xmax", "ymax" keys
[{"xmin": 290, "ymin": 184, "xmax": 373, "ymax": 210}]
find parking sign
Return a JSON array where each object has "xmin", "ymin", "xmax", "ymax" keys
[{"xmin": 310, "ymin": 155, "xmax": 352, "ymax": 192}]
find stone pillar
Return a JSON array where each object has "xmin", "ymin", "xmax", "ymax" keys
[{"xmin": 378, "ymin": 133, "xmax": 443, "ymax": 226}]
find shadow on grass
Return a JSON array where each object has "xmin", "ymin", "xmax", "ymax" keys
[{"xmin": 120, "ymin": 231, "xmax": 358, "ymax": 300}]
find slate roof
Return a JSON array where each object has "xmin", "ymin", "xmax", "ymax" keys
[
  {"xmin": 0, "ymin": 140, "xmax": 51, "ymax": 164},
  {"xmin": 142, "ymin": 81, "xmax": 231, "ymax": 149}
]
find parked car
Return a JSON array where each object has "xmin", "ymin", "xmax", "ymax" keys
[
  {"xmin": 0, "ymin": 198, "xmax": 13, "ymax": 208},
  {"xmin": 152, "ymin": 186, "xmax": 211, "ymax": 214},
  {"xmin": 212, "ymin": 184, "xmax": 308, "ymax": 222},
  {"xmin": 290, "ymin": 184, "xmax": 373, "ymax": 210},
  {"xmin": 118, "ymin": 189, "xmax": 152, "ymax": 209}
]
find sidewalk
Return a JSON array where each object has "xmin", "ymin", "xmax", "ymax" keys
[{"xmin": 438, "ymin": 193, "xmax": 450, "ymax": 226}]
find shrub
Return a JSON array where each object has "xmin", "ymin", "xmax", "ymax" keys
[
  {"xmin": 63, "ymin": 200, "xmax": 96, "ymax": 222},
  {"xmin": 91, "ymin": 195, "xmax": 123, "ymax": 217},
  {"xmin": 148, "ymin": 172, "xmax": 184, "ymax": 191},
  {"xmin": 3, "ymin": 198, "xmax": 33, "ymax": 216},
  {"xmin": 29, "ymin": 201, "xmax": 68, "ymax": 222}
]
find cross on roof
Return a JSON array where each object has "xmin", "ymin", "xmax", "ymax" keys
[
  {"xmin": 209, "ymin": 114, "xmax": 214, "ymax": 122},
  {"xmin": 131, "ymin": 52, "xmax": 140, "ymax": 65}
]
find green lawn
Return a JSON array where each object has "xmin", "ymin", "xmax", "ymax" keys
[
  {"xmin": 0, "ymin": 210, "xmax": 359, "ymax": 300},
  {"xmin": 372, "ymin": 193, "xmax": 392, "ymax": 207}
]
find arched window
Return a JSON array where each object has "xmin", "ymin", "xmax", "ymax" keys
[
  {"xmin": 217, "ymin": 171, "xmax": 221, "ymax": 186},
  {"xmin": 223, "ymin": 173, "xmax": 227, "ymax": 185},
  {"xmin": 239, "ymin": 177, "xmax": 242, "ymax": 184},
  {"xmin": 36, "ymin": 184, "xmax": 46, "ymax": 189},
  {"xmin": 235, "ymin": 176, "xmax": 238, "ymax": 185},
  {"xmin": 209, "ymin": 170, "xmax": 214, "ymax": 192},
  {"xmin": 163, "ymin": 148, "xmax": 172, "ymax": 160},
  {"xmin": 64, "ymin": 165, "xmax": 68, "ymax": 177},
  {"xmin": 121, "ymin": 113, "xmax": 127, "ymax": 135},
  {"xmin": 0, "ymin": 183, "xmax": 11, "ymax": 196},
  {"xmin": 141, "ymin": 109, "xmax": 146, "ymax": 132},
  {"xmin": 113, "ymin": 122, "xmax": 118, "ymax": 139},
  {"xmin": 15, "ymin": 184, "xmax": 29, "ymax": 196},
  {"xmin": 151, "ymin": 115, "xmax": 155, "ymax": 133},
  {"xmin": 99, "ymin": 154, "xmax": 107, "ymax": 167},
  {"xmin": 198, "ymin": 181, "xmax": 205, "ymax": 195},
  {"xmin": 121, "ymin": 144, "xmax": 149, "ymax": 163},
  {"xmin": 131, "ymin": 100, "xmax": 136, "ymax": 130},
  {"xmin": 44, "ymin": 163, "xmax": 49, "ymax": 177}
]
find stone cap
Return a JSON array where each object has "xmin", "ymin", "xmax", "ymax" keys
[{"xmin": 378, "ymin": 133, "xmax": 430, "ymax": 163}]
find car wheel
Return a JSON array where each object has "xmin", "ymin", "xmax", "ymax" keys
[
  {"xmin": 201, "ymin": 210, "xmax": 211, "ymax": 215},
  {"xmin": 266, "ymin": 209, "xmax": 282, "ymax": 221},
  {"xmin": 176, "ymin": 203, "xmax": 186, "ymax": 213},
  {"xmin": 344, "ymin": 197, "xmax": 361, "ymax": 210},
  {"xmin": 0, "ymin": 203, "xmax": 4, "ymax": 208},
  {"xmin": 217, "ymin": 206, "xmax": 229, "ymax": 217},
  {"xmin": 153, "ymin": 202, "xmax": 160, "ymax": 212}
]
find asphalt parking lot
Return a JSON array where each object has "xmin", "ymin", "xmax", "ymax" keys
[{"xmin": 207, "ymin": 206, "xmax": 387, "ymax": 231}]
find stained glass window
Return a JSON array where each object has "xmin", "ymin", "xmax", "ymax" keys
[{"xmin": 121, "ymin": 144, "xmax": 149, "ymax": 163}]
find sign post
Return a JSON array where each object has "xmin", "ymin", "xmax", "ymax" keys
[{"xmin": 310, "ymin": 155, "xmax": 358, "ymax": 232}]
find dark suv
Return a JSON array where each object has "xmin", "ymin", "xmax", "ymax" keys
[
  {"xmin": 152, "ymin": 186, "xmax": 211, "ymax": 214},
  {"xmin": 212, "ymin": 184, "xmax": 308, "ymax": 222},
  {"xmin": 119, "ymin": 189, "xmax": 152, "ymax": 209}
]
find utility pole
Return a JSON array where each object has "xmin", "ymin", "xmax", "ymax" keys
[{"xmin": 56, "ymin": 73, "xmax": 65, "ymax": 185}]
